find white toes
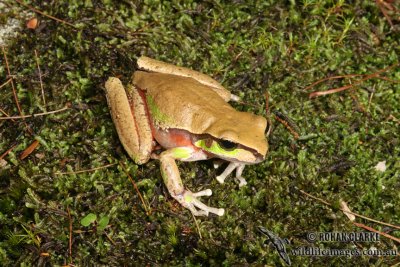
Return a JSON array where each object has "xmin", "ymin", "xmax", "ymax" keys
[
  {"xmin": 216, "ymin": 208, "xmax": 225, "ymax": 216},
  {"xmin": 238, "ymin": 177, "xmax": 247, "ymax": 187},
  {"xmin": 230, "ymin": 94, "xmax": 240, "ymax": 102},
  {"xmin": 216, "ymin": 175, "xmax": 225, "ymax": 184},
  {"xmin": 179, "ymin": 190, "xmax": 224, "ymax": 217},
  {"xmin": 193, "ymin": 189, "xmax": 212, "ymax": 197}
]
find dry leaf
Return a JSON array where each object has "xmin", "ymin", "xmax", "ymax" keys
[
  {"xmin": 374, "ymin": 161, "xmax": 386, "ymax": 172},
  {"xmin": 340, "ymin": 199, "xmax": 355, "ymax": 221},
  {"xmin": 0, "ymin": 158, "xmax": 7, "ymax": 168},
  {"xmin": 35, "ymin": 153, "xmax": 45, "ymax": 159},
  {"xmin": 20, "ymin": 140, "xmax": 40, "ymax": 160},
  {"xmin": 27, "ymin": 17, "xmax": 38, "ymax": 29}
]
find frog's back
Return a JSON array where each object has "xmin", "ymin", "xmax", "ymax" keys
[{"xmin": 133, "ymin": 71, "xmax": 268, "ymax": 155}]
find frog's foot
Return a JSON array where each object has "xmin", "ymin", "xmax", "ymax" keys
[
  {"xmin": 159, "ymin": 149, "xmax": 225, "ymax": 216},
  {"xmin": 230, "ymin": 93, "xmax": 240, "ymax": 102},
  {"xmin": 216, "ymin": 162, "xmax": 247, "ymax": 187},
  {"xmin": 174, "ymin": 189, "xmax": 225, "ymax": 216},
  {"xmin": 236, "ymin": 176, "xmax": 247, "ymax": 187}
]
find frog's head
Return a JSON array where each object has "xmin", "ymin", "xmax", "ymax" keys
[
  {"xmin": 133, "ymin": 68, "xmax": 268, "ymax": 164},
  {"xmin": 194, "ymin": 112, "xmax": 268, "ymax": 164}
]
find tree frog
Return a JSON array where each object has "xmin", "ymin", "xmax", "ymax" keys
[{"xmin": 105, "ymin": 56, "xmax": 268, "ymax": 216}]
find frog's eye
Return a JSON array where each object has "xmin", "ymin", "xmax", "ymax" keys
[{"xmin": 218, "ymin": 140, "xmax": 237, "ymax": 150}]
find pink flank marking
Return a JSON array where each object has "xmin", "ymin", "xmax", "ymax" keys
[{"xmin": 153, "ymin": 127, "xmax": 194, "ymax": 149}]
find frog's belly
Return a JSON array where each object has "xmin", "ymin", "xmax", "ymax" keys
[{"xmin": 153, "ymin": 126, "xmax": 209, "ymax": 161}]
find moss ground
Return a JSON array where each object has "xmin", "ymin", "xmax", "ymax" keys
[{"xmin": 0, "ymin": 1, "xmax": 399, "ymax": 266}]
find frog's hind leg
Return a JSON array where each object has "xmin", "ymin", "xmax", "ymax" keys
[
  {"xmin": 137, "ymin": 56, "xmax": 239, "ymax": 102},
  {"xmin": 105, "ymin": 77, "xmax": 153, "ymax": 164},
  {"xmin": 159, "ymin": 147, "xmax": 225, "ymax": 216}
]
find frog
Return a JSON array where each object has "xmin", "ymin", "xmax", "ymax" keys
[{"xmin": 105, "ymin": 56, "xmax": 268, "ymax": 216}]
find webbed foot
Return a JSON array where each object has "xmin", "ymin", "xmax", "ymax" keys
[
  {"xmin": 174, "ymin": 189, "xmax": 225, "ymax": 216},
  {"xmin": 159, "ymin": 149, "xmax": 225, "ymax": 216}
]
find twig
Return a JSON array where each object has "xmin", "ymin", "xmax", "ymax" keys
[
  {"xmin": 34, "ymin": 50, "xmax": 46, "ymax": 110},
  {"xmin": 387, "ymin": 114, "xmax": 399, "ymax": 124},
  {"xmin": 2, "ymin": 47, "xmax": 23, "ymax": 117},
  {"xmin": 0, "ymin": 106, "xmax": 70, "ymax": 120},
  {"xmin": 264, "ymin": 91, "xmax": 272, "ymax": 138},
  {"xmin": 191, "ymin": 211, "xmax": 202, "ymax": 239},
  {"xmin": 0, "ymin": 75, "xmax": 14, "ymax": 122},
  {"xmin": 298, "ymin": 189, "xmax": 400, "ymax": 230},
  {"xmin": 0, "ymin": 78, "xmax": 12, "ymax": 90},
  {"xmin": 0, "ymin": 143, "xmax": 17, "ymax": 160},
  {"xmin": 298, "ymin": 189, "xmax": 331, "ymax": 206},
  {"xmin": 2, "ymin": 47, "xmax": 34, "ymax": 134},
  {"xmin": 353, "ymin": 222, "xmax": 400, "ymax": 244},
  {"xmin": 0, "ymin": 107, "xmax": 11, "ymax": 117},
  {"xmin": 265, "ymin": 91, "xmax": 270, "ymax": 116},
  {"xmin": 348, "ymin": 87, "xmax": 366, "ymax": 113},
  {"xmin": 104, "ymin": 231, "xmax": 117, "ymax": 246},
  {"xmin": 309, "ymin": 62, "xmax": 399, "ymax": 98},
  {"xmin": 67, "ymin": 207, "xmax": 73, "ymax": 263},
  {"xmin": 119, "ymin": 162, "xmax": 151, "ymax": 215},
  {"xmin": 305, "ymin": 74, "xmax": 363, "ymax": 91},
  {"xmin": 309, "ymin": 75, "xmax": 375, "ymax": 97},
  {"xmin": 375, "ymin": 0, "xmax": 394, "ymax": 28},
  {"xmin": 274, "ymin": 111, "xmax": 300, "ymax": 139},
  {"xmin": 235, "ymin": 100, "xmax": 260, "ymax": 109},
  {"xmin": 15, "ymin": 0, "xmax": 77, "ymax": 28},
  {"xmin": 376, "ymin": 76, "xmax": 400, "ymax": 83},
  {"xmin": 54, "ymin": 163, "xmax": 117, "ymax": 175},
  {"xmin": 367, "ymin": 84, "xmax": 376, "ymax": 111}
]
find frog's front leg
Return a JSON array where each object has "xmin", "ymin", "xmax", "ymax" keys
[
  {"xmin": 159, "ymin": 148, "xmax": 225, "ymax": 216},
  {"xmin": 216, "ymin": 162, "xmax": 247, "ymax": 187}
]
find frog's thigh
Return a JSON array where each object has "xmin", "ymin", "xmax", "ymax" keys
[
  {"xmin": 105, "ymin": 77, "xmax": 152, "ymax": 164},
  {"xmin": 126, "ymin": 83, "xmax": 153, "ymax": 159},
  {"xmin": 137, "ymin": 56, "xmax": 235, "ymax": 102}
]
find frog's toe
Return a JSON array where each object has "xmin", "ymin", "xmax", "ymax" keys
[
  {"xmin": 216, "ymin": 175, "xmax": 226, "ymax": 184},
  {"xmin": 193, "ymin": 189, "xmax": 212, "ymax": 197},
  {"xmin": 190, "ymin": 195, "xmax": 224, "ymax": 216},
  {"xmin": 181, "ymin": 190, "xmax": 224, "ymax": 216},
  {"xmin": 230, "ymin": 93, "xmax": 240, "ymax": 102},
  {"xmin": 237, "ymin": 177, "xmax": 247, "ymax": 187}
]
